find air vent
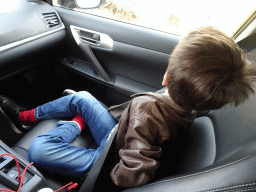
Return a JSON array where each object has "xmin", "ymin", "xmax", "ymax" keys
[{"xmin": 42, "ymin": 12, "xmax": 60, "ymax": 28}]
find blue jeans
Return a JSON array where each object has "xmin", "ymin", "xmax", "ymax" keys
[{"xmin": 28, "ymin": 91, "xmax": 117, "ymax": 177}]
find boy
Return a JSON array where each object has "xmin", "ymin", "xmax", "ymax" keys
[{"xmin": 0, "ymin": 26, "xmax": 255, "ymax": 188}]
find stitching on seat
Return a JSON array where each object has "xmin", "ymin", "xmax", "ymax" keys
[
  {"xmin": 125, "ymin": 152, "xmax": 256, "ymax": 191},
  {"xmin": 237, "ymin": 188, "xmax": 256, "ymax": 192},
  {"xmin": 200, "ymin": 183, "xmax": 256, "ymax": 192}
]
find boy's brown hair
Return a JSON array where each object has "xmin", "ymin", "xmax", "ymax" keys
[{"xmin": 166, "ymin": 26, "xmax": 256, "ymax": 111}]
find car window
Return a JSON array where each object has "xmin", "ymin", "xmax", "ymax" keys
[{"xmin": 53, "ymin": 0, "xmax": 256, "ymax": 37}]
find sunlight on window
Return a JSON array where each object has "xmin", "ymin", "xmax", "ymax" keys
[{"xmin": 56, "ymin": 0, "xmax": 256, "ymax": 37}]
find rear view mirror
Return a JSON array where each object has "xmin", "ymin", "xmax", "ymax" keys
[
  {"xmin": 57, "ymin": 0, "xmax": 106, "ymax": 9},
  {"xmin": 76, "ymin": 0, "xmax": 105, "ymax": 9}
]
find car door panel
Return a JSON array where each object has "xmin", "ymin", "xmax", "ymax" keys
[
  {"xmin": 55, "ymin": 7, "xmax": 180, "ymax": 95},
  {"xmin": 93, "ymin": 41, "xmax": 170, "ymax": 89}
]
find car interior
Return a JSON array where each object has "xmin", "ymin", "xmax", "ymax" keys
[{"xmin": 0, "ymin": 0, "xmax": 256, "ymax": 191}]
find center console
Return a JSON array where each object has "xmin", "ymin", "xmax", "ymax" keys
[{"xmin": 0, "ymin": 140, "xmax": 45, "ymax": 192}]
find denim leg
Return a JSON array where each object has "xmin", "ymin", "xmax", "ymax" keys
[
  {"xmin": 34, "ymin": 91, "xmax": 117, "ymax": 146},
  {"xmin": 28, "ymin": 121, "xmax": 108, "ymax": 177}
]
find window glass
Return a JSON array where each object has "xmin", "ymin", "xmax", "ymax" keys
[{"xmin": 54, "ymin": 0, "xmax": 256, "ymax": 37}]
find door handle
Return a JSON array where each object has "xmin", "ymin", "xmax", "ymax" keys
[
  {"xmin": 70, "ymin": 25, "xmax": 113, "ymax": 49},
  {"xmin": 80, "ymin": 36, "xmax": 99, "ymax": 45}
]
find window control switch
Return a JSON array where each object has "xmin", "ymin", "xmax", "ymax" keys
[{"xmin": 0, "ymin": 170, "xmax": 19, "ymax": 190}]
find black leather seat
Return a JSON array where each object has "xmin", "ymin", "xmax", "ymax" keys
[
  {"xmin": 12, "ymin": 90, "xmax": 256, "ymax": 191},
  {"xmin": 122, "ymin": 92, "xmax": 256, "ymax": 192}
]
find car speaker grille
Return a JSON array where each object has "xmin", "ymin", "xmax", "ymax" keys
[{"xmin": 42, "ymin": 12, "xmax": 60, "ymax": 28}]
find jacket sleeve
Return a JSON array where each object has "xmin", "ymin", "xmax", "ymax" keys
[{"xmin": 110, "ymin": 117, "xmax": 163, "ymax": 188}]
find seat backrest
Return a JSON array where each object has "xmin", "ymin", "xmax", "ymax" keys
[
  {"xmin": 171, "ymin": 116, "xmax": 216, "ymax": 174},
  {"xmin": 207, "ymin": 93, "xmax": 256, "ymax": 164},
  {"xmin": 123, "ymin": 92, "xmax": 256, "ymax": 192}
]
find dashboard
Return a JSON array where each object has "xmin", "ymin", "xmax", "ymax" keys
[{"xmin": 0, "ymin": 0, "xmax": 66, "ymax": 78}]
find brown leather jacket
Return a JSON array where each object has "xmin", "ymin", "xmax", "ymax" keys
[{"xmin": 108, "ymin": 92, "xmax": 196, "ymax": 188}]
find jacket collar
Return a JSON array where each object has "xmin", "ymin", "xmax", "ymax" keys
[{"xmin": 131, "ymin": 92, "xmax": 195, "ymax": 118}]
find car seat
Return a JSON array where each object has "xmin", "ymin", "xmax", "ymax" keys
[
  {"xmin": 12, "ymin": 89, "xmax": 256, "ymax": 191},
  {"xmin": 121, "ymin": 92, "xmax": 256, "ymax": 192}
]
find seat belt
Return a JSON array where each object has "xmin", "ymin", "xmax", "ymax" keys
[
  {"xmin": 78, "ymin": 100, "xmax": 130, "ymax": 191},
  {"xmin": 79, "ymin": 125, "xmax": 118, "ymax": 192}
]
